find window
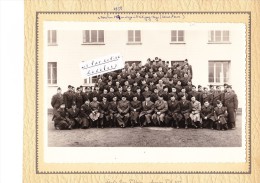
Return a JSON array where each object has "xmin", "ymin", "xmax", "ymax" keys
[
  {"xmin": 127, "ymin": 30, "xmax": 141, "ymax": 44},
  {"xmin": 125, "ymin": 61, "xmax": 141, "ymax": 66},
  {"xmin": 171, "ymin": 30, "xmax": 185, "ymax": 43},
  {"xmin": 48, "ymin": 62, "xmax": 57, "ymax": 85},
  {"xmin": 171, "ymin": 61, "xmax": 184, "ymax": 67},
  {"xmin": 83, "ymin": 30, "xmax": 104, "ymax": 44},
  {"xmin": 208, "ymin": 61, "xmax": 230, "ymax": 84},
  {"xmin": 84, "ymin": 76, "xmax": 98, "ymax": 85},
  {"xmin": 48, "ymin": 30, "xmax": 57, "ymax": 45},
  {"xmin": 208, "ymin": 30, "xmax": 230, "ymax": 43}
]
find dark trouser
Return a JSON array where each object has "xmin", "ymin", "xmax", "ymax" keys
[
  {"xmin": 139, "ymin": 112, "xmax": 152, "ymax": 126},
  {"xmin": 116, "ymin": 113, "xmax": 129, "ymax": 127},
  {"xmin": 110, "ymin": 113, "xmax": 117, "ymax": 127},
  {"xmin": 182, "ymin": 112, "xmax": 190, "ymax": 126},
  {"xmin": 54, "ymin": 120, "xmax": 71, "ymax": 130},
  {"xmin": 100, "ymin": 113, "xmax": 110, "ymax": 127},
  {"xmin": 216, "ymin": 122, "xmax": 228, "ymax": 130},
  {"xmin": 166, "ymin": 113, "xmax": 182, "ymax": 127},
  {"xmin": 152, "ymin": 113, "xmax": 165, "ymax": 126},
  {"xmin": 202, "ymin": 119, "xmax": 214, "ymax": 129},
  {"xmin": 69, "ymin": 118, "xmax": 82, "ymax": 129},
  {"xmin": 227, "ymin": 107, "xmax": 236, "ymax": 128},
  {"xmin": 130, "ymin": 111, "xmax": 140, "ymax": 126},
  {"xmin": 81, "ymin": 117, "xmax": 91, "ymax": 129}
]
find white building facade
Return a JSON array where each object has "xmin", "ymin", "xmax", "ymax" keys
[{"xmin": 45, "ymin": 22, "xmax": 246, "ymax": 108}]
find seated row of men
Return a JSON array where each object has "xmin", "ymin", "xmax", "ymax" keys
[{"xmin": 52, "ymin": 92, "xmax": 233, "ymax": 131}]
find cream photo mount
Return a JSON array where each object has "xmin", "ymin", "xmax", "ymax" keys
[{"xmin": 34, "ymin": 11, "xmax": 251, "ymax": 174}]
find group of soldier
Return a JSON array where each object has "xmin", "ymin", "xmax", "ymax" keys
[{"xmin": 51, "ymin": 58, "xmax": 238, "ymax": 131}]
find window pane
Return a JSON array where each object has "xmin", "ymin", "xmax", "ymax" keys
[
  {"xmin": 91, "ymin": 30, "xmax": 97, "ymax": 42},
  {"xmin": 135, "ymin": 30, "xmax": 141, "ymax": 42},
  {"xmin": 208, "ymin": 62, "xmax": 214, "ymax": 82},
  {"xmin": 178, "ymin": 31, "xmax": 184, "ymax": 42},
  {"xmin": 52, "ymin": 30, "xmax": 57, "ymax": 44},
  {"xmin": 48, "ymin": 30, "xmax": 51, "ymax": 44},
  {"xmin": 223, "ymin": 62, "xmax": 229, "ymax": 82},
  {"xmin": 83, "ymin": 30, "xmax": 90, "ymax": 43},
  {"xmin": 223, "ymin": 30, "xmax": 229, "ymax": 42},
  {"xmin": 98, "ymin": 30, "xmax": 104, "ymax": 42},
  {"xmin": 92, "ymin": 76, "xmax": 98, "ymax": 83},
  {"xmin": 210, "ymin": 30, "xmax": 214, "ymax": 42},
  {"xmin": 84, "ymin": 79, "xmax": 88, "ymax": 84},
  {"xmin": 52, "ymin": 63, "xmax": 57, "ymax": 84},
  {"xmin": 215, "ymin": 62, "xmax": 221, "ymax": 82},
  {"xmin": 215, "ymin": 31, "xmax": 221, "ymax": 42},
  {"xmin": 128, "ymin": 30, "xmax": 134, "ymax": 42},
  {"xmin": 48, "ymin": 63, "xmax": 51, "ymax": 84},
  {"xmin": 171, "ymin": 30, "xmax": 177, "ymax": 42}
]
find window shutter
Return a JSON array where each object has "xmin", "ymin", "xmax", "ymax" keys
[
  {"xmin": 91, "ymin": 30, "xmax": 97, "ymax": 42},
  {"xmin": 223, "ymin": 30, "xmax": 229, "ymax": 42},
  {"xmin": 171, "ymin": 30, "xmax": 177, "ymax": 42},
  {"xmin": 178, "ymin": 30, "xmax": 184, "ymax": 42}
]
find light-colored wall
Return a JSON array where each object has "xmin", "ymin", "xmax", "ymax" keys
[{"xmin": 46, "ymin": 29, "xmax": 245, "ymax": 108}]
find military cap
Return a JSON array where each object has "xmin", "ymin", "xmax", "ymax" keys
[{"xmin": 57, "ymin": 87, "xmax": 61, "ymax": 90}]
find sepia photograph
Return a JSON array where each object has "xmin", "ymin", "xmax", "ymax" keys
[{"xmin": 45, "ymin": 22, "xmax": 245, "ymax": 150}]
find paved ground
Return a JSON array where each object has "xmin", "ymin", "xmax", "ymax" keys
[{"xmin": 48, "ymin": 114, "xmax": 242, "ymax": 147}]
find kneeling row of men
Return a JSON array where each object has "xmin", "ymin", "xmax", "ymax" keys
[{"xmin": 53, "ymin": 93, "xmax": 231, "ymax": 131}]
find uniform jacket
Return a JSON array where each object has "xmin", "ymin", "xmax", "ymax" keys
[
  {"xmin": 142, "ymin": 91, "xmax": 152, "ymax": 100},
  {"xmin": 201, "ymin": 92, "xmax": 213, "ymax": 105},
  {"xmin": 224, "ymin": 91, "xmax": 238, "ymax": 109},
  {"xmin": 67, "ymin": 108, "xmax": 80, "ymax": 119},
  {"xmin": 178, "ymin": 92, "xmax": 189, "ymax": 100},
  {"xmin": 63, "ymin": 91, "xmax": 74, "ymax": 109},
  {"xmin": 201, "ymin": 105, "xmax": 214, "ymax": 119},
  {"xmin": 75, "ymin": 93, "xmax": 84, "ymax": 109},
  {"xmin": 89, "ymin": 101, "xmax": 100, "ymax": 112},
  {"xmin": 124, "ymin": 91, "xmax": 135, "ymax": 101},
  {"xmin": 179, "ymin": 100, "xmax": 192, "ymax": 114},
  {"xmin": 92, "ymin": 91, "xmax": 101, "ymax": 101},
  {"xmin": 130, "ymin": 100, "xmax": 142, "ymax": 112},
  {"xmin": 115, "ymin": 91, "xmax": 124, "ymax": 100},
  {"xmin": 154, "ymin": 100, "xmax": 168, "ymax": 113},
  {"xmin": 51, "ymin": 93, "xmax": 63, "ymax": 109},
  {"xmin": 80, "ymin": 104, "xmax": 92, "ymax": 118},
  {"xmin": 212, "ymin": 91, "xmax": 224, "ymax": 106},
  {"xmin": 188, "ymin": 91, "xmax": 200, "ymax": 101},
  {"xmin": 167, "ymin": 100, "xmax": 180, "ymax": 114},
  {"xmin": 107, "ymin": 92, "xmax": 116, "ymax": 102},
  {"xmin": 53, "ymin": 108, "xmax": 68, "ymax": 123},
  {"xmin": 134, "ymin": 92, "xmax": 144, "ymax": 102},
  {"xmin": 117, "ymin": 100, "xmax": 130, "ymax": 113},
  {"xmin": 109, "ymin": 101, "xmax": 118, "ymax": 113},
  {"xmin": 99, "ymin": 101, "xmax": 110, "ymax": 114},
  {"xmin": 142, "ymin": 101, "xmax": 154, "ymax": 113},
  {"xmin": 214, "ymin": 106, "xmax": 228, "ymax": 124},
  {"xmin": 82, "ymin": 92, "xmax": 93, "ymax": 102}
]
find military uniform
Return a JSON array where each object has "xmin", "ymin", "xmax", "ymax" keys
[
  {"xmin": 166, "ymin": 100, "xmax": 182, "ymax": 127},
  {"xmin": 109, "ymin": 101, "xmax": 118, "ymax": 127},
  {"xmin": 188, "ymin": 90, "xmax": 200, "ymax": 101},
  {"xmin": 115, "ymin": 91, "xmax": 124, "ymax": 101},
  {"xmin": 134, "ymin": 92, "xmax": 144, "ymax": 102},
  {"xmin": 82, "ymin": 91, "xmax": 93, "ymax": 102},
  {"xmin": 75, "ymin": 93, "xmax": 84, "ymax": 109},
  {"xmin": 212, "ymin": 91, "xmax": 224, "ymax": 107},
  {"xmin": 80, "ymin": 103, "xmax": 92, "ymax": 128},
  {"xmin": 99, "ymin": 101, "xmax": 110, "ymax": 127},
  {"xmin": 201, "ymin": 105, "xmax": 215, "ymax": 129},
  {"xmin": 214, "ymin": 106, "xmax": 228, "ymax": 130},
  {"xmin": 116, "ymin": 100, "xmax": 130, "ymax": 127},
  {"xmin": 152, "ymin": 100, "xmax": 168, "ymax": 126},
  {"xmin": 67, "ymin": 107, "xmax": 81, "ymax": 128},
  {"xmin": 107, "ymin": 92, "xmax": 116, "ymax": 102},
  {"xmin": 124, "ymin": 91, "xmax": 134, "ymax": 101},
  {"xmin": 179, "ymin": 100, "xmax": 192, "ymax": 127},
  {"xmin": 139, "ymin": 101, "xmax": 154, "ymax": 126},
  {"xmin": 63, "ymin": 90, "xmax": 74, "ymax": 109},
  {"xmin": 53, "ymin": 108, "xmax": 71, "ymax": 130},
  {"xmin": 201, "ymin": 92, "xmax": 213, "ymax": 105},
  {"xmin": 150, "ymin": 92, "xmax": 159, "ymax": 103},
  {"xmin": 224, "ymin": 91, "xmax": 238, "ymax": 128},
  {"xmin": 51, "ymin": 93, "xmax": 63, "ymax": 116},
  {"xmin": 130, "ymin": 100, "xmax": 142, "ymax": 126},
  {"xmin": 142, "ymin": 91, "xmax": 152, "ymax": 100}
]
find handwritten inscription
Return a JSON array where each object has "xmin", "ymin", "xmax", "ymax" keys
[
  {"xmin": 98, "ymin": 14, "xmax": 185, "ymax": 21},
  {"xmin": 80, "ymin": 53, "xmax": 124, "ymax": 78}
]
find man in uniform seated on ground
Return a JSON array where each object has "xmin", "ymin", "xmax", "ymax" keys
[
  {"xmin": 116, "ymin": 95, "xmax": 130, "ymax": 128},
  {"xmin": 80, "ymin": 100, "xmax": 92, "ymax": 129},
  {"xmin": 89, "ymin": 96, "xmax": 101, "ymax": 128},
  {"xmin": 152, "ymin": 95, "xmax": 168, "ymax": 126},
  {"xmin": 53, "ymin": 103, "xmax": 72, "ymax": 130}
]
